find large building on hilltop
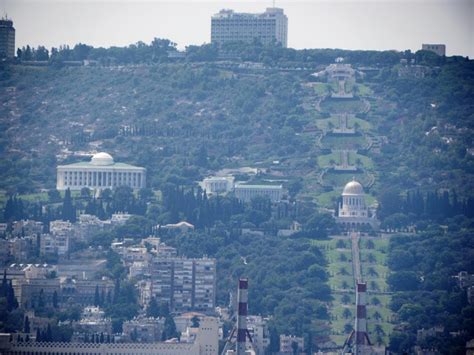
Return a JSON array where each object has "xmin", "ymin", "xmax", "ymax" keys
[
  {"xmin": 56, "ymin": 152, "xmax": 146, "ymax": 190},
  {"xmin": 0, "ymin": 17, "xmax": 15, "ymax": 59},
  {"xmin": 422, "ymin": 43, "xmax": 446, "ymax": 56},
  {"xmin": 211, "ymin": 8, "xmax": 288, "ymax": 47},
  {"xmin": 336, "ymin": 179, "xmax": 379, "ymax": 230}
]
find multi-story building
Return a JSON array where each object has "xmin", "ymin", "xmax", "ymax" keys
[
  {"xmin": 246, "ymin": 316, "xmax": 270, "ymax": 354},
  {"xmin": 75, "ymin": 306, "xmax": 112, "ymax": 335},
  {"xmin": 8, "ymin": 236, "xmax": 36, "ymax": 261},
  {"xmin": 73, "ymin": 214, "xmax": 113, "ymax": 241},
  {"xmin": 13, "ymin": 276, "xmax": 115, "ymax": 308},
  {"xmin": 279, "ymin": 334, "xmax": 304, "ymax": 354},
  {"xmin": 0, "ymin": 316, "xmax": 219, "ymax": 355},
  {"xmin": 234, "ymin": 183, "xmax": 283, "ymax": 202},
  {"xmin": 50, "ymin": 220, "xmax": 74, "ymax": 255},
  {"xmin": 149, "ymin": 256, "xmax": 216, "ymax": 313},
  {"xmin": 56, "ymin": 152, "xmax": 146, "ymax": 191},
  {"xmin": 422, "ymin": 43, "xmax": 446, "ymax": 56},
  {"xmin": 11, "ymin": 220, "xmax": 43, "ymax": 237},
  {"xmin": 0, "ymin": 17, "xmax": 15, "ymax": 59},
  {"xmin": 211, "ymin": 8, "xmax": 288, "ymax": 47},
  {"xmin": 122, "ymin": 316, "xmax": 164, "ymax": 342}
]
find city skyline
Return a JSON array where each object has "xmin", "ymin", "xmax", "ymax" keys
[{"xmin": 1, "ymin": 0, "xmax": 473, "ymax": 57}]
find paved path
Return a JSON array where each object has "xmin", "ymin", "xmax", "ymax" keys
[{"xmin": 350, "ymin": 231, "xmax": 362, "ymax": 285}]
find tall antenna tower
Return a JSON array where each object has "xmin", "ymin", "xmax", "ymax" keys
[{"xmin": 221, "ymin": 278, "xmax": 254, "ymax": 355}]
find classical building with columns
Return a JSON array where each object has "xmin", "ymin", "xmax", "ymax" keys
[
  {"xmin": 336, "ymin": 179, "xmax": 379, "ymax": 230},
  {"xmin": 56, "ymin": 152, "xmax": 146, "ymax": 191}
]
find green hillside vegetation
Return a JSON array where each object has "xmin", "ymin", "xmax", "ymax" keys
[
  {"xmin": 387, "ymin": 231, "xmax": 474, "ymax": 353},
  {"xmin": 1, "ymin": 42, "xmax": 473, "ymax": 353}
]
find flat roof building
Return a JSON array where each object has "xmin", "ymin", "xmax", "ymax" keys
[
  {"xmin": 234, "ymin": 184, "xmax": 283, "ymax": 203},
  {"xmin": 211, "ymin": 8, "xmax": 288, "ymax": 47},
  {"xmin": 422, "ymin": 43, "xmax": 446, "ymax": 56},
  {"xmin": 0, "ymin": 17, "xmax": 15, "ymax": 59},
  {"xmin": 56, "ymin": 152, "xmax": 146, "ymax": 190}
]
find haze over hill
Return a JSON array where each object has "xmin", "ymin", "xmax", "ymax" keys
[
  {"xmin": 4, "ymin": 0, "xmax": 474, "ymax": 57},
  {"xmin": 0, "ymin": 3, "xmax": 473, "ymax": 354}
]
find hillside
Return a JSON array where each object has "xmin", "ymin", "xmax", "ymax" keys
[{"xmin": 1, "ymin": 47, "xmax": 474, "ymax": 352}]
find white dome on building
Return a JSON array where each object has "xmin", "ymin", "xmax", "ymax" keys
[
  {"xmin": 342, "ymin": 179, "xmax": 364, "ymax": 195},
  {"xmin": 91, "ymin": 152, "xmax": 114, "ymax": 166}
]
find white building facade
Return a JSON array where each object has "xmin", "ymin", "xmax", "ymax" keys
[
  {"xmin": 234, "ymin": 184, "xmax": 283, "ymax": 203},
  {"xmin": 211, "ymin": 8, "xmax": 288, "ymax": 47},
  {"xmin": 202, "ymin": 176, "xmax": 234, "ymax": 194},
  {"xmin": 56, "ymin": 152, "xmax": 146, "ymax": 191},
  {"xmin": 336, "ymin": 179, "xmax": 379, "ymax": 230}
]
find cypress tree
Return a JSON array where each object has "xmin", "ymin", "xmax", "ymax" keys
[
  {"xmin": 46, "ymin": 324, "xmax": 52, "ymax": 342},
  {"xmin": 94, "ymin": 285, "xmax": 100, "ymax": 306},
  {"xmin": 24, "ymin": 315, "xmax": 30, "ymax": 333},
  {"xmin": 52, "ymin": 290, "xmax": 58, "ymax": 308}
]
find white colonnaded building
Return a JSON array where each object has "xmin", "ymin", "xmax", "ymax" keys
[
  {"xmin": 336, "ymin": 179, "xmax": 379, "ymax": 230},
  {"xmin": 56, "ymin": 152, "xmax": 146, "ymax": 191}
]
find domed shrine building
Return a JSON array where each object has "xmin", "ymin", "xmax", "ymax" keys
[
  {"xmin": 56, "ymin": 152, "xmax": 146, "ymax": 190},
  {"xmin": 336, "ymin": 179, "xmax": 379, "ymax": 230}
]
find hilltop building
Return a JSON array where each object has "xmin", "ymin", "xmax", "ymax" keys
[
  {"xmin": 422, "ymin": 43, "xmax": 446, "ymax": 56},
  {"xmin": 56, "ymin": 152, "xmax": 146, "ymax": 191},
  {"xmin": 211, "ymin": 8, "xmax": 288, "ymax": 47},
  {"xmin": 0, "ymin": 17, "xmax": 15, "ymax": 59},
  {"xmin": 336, "ymin": 179, "xmax": 379, "ymax": 230}
]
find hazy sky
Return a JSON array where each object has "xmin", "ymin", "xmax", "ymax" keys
[{"xmin": 2, "ymin": 0, "xmax": 473, "ymax": 57}]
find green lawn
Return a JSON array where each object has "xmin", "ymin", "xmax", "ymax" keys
[
  {"xmin": 320, "ymin": 98, "xmax": 366, "ymax": 114},
  {"xmin": 320, "ymin": 134, "xmax": 368, "ymax": 150},
  {"xmin": 355, "ymin": 83, "xmax": 374, "ymax": 97},
  {"xmin": 312, "ymin": 82, "xmax": 332, "ymax": 96}
]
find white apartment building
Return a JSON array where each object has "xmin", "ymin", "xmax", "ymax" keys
[{"xmin": 211, "ymin": 8, "xmax": 288, "ymax": 47}]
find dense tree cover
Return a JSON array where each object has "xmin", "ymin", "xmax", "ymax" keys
[
  {"xmin": 160, "ymin": 230, "xmax": 331, "ymax": 347},
  {"xmin": 374, "ymin": 60, "xmax": 474, "ymax": 222},
  {"xmin": 378, "ymin": 188, "xmax": 474, "ymax": 229},
  {"xmin": 14, "ymin": 39, "xmax": 409, "ymax": 67},
  {"xmin": 387, "ymin": 230, "xmax": 474, "ymax": 353}
]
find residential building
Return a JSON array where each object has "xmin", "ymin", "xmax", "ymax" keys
[
  {"xmin": 148, "ymin": 256, "xmax": 216, "ymax": 313},
  {"xmin": 75, "ymin": 306, "xmax": 112, "ymax": 335},
  {"xmin": 0, "ymin": 316, "xmax": 219, "ymax": 355},
  {"xmin": 211, "ymin": 8, "xmax": 288, "ymax": 47},
  {"xmin": 8, "ymin": 236, "xmax": 36, "ymax": 261},
  {"xmin": 74, "ymin": 214, "xmax": 109, "ymax": 241},
  {"xmin": 0, "ymin": 17, "xmax": 15, "ymax": 59},
  {"xmin": 157, "ymin": 221, "xmax": 195, "ymax": 234},
  {"xmin": 13, "ymin": 276, "xmax": 114, "ymax": 308},
  {"xmin": 234, "ymin": 183, "xmax": 283, "ymax": 202},
  {"xmin": 56, "ymin": 152, "xmax": 146, "ymax": 190},
  {"xmin": 422, "ymin": 43, "xmax": 446, "ymax": 56},
  {"xmin": 11, "ymin": 220, "xmax": 43, "ymax": 237},
  {"xmin": 50, "ymin": 220, "xmax": 74, "ymax": 255},
  {"xmin": 279, "ymin": 334, "xmax": 304, "ymax": 354},
  {"xmin": 122, "ymin": 316, "xmax": 164, "ymax": 342},
  {"xmin": 246, "ymin": 315, "xmax": 270, "ymax": 354}
]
